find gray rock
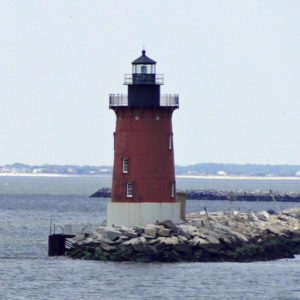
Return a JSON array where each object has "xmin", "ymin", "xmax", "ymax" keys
[
  {"xmin": 205, "ymin": 235, "xmax": 220, "ymax": 245},
  {"xmin": 164, "ymin": 236, "xmax": 179, "ymax": 246},
  {"xmin": 123, "ymin": 236, "xmax": 146, "ymax": 247},
  {"xmin": 142, "ymin": 233, "xmax": 155, "ymax": 239},
  {"xmin": 209, "ymin": 222, "xmax": 249, "ymax": 243},
  {"xmin": 257, "ymin": 211, "xmax": 271, "ymax": 221},
  {"xmin": 265, "ymin": 225, "xmax": 282, "ymax": 235},
  {"xmin": 156, "ymin": 237, "xmax": 166, "ymax": 244},
  {"xmin": 103, "ymin": 227, "xmax": 122, "ymax": 241},
  {"xmin": 248, "ymin": 212, "xmax": 259, "ymax": 222},
  {"xmin": 120, "ymin": 225, "xmax": 131, "ymax": 231},
  {"xmin": 97, "ymin": 236, "xmax": 115, "ymax": 244},
  {"xmin": 124, "ymin": 229, "xmax": 138, "ymax": 238},
  {"xmin": 144, "ymin": 227, "xmax": 157, "ymax": 238},
  {"xmin": 100, "ymin": 242, "xmax": 116, "ymax": 251},
  {"xmin": 219, "ymin": 236, "xmax": 232, "ymax": 246},
  {"xmin": 148, "ymin": 238, "xmax": 159, "ymax": 245},
  {"xmin": 284, "ymin": 208, "xmax": 300, "ymax": 219},
  {"xmin": 178, "ymin": 235, "xmax": 188, "ymax": 243},
  {"xmin": 197, "ymin": 227, "xmax": 220, "ymax": 238},
  {"xmin": 192, "ymin": 237, "xmax": 210, "ymax": 247},
  {"xmin": 228, "ymin": 230, "xmax": 249, "ymax": 243},
  {"xmin": 175, "ymin": 227, "xmax": 190, "ymax": 239},
  {"xmin": 159, "ymin": 220, "xmax": 177, "ymax": 231},
  {"xmin": 134, "ymin": 226, "xmax": 145, "ymax": 235},
  {"xmin": 190, "ymin": 231, "xmax": 206, "ymax": 239},
  {"xmin": 125, "ymin": 237, "xmax": 147, "ymax": 252},
  {"xmin": 177, "ymin": 224, "xmax": 198, "ymax": 235},
  {"xmin": 92, "ymin": 232, "xmax": 102, "ymax": 240},
  {"xmin": 174, "ymin": 243, "xmax": 193, "ymax": 253},
  {"xmin": 120, "ymin": 226, "xmax": 138, "ymax": 238},
  {"xmin": 157, "ymin": 228, "xmax": 171, "ymax": 237}
]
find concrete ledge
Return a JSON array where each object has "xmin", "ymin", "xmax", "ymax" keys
[{"xmin": 107, "ymin": 202, "xmax": 181, "ymax": 226}]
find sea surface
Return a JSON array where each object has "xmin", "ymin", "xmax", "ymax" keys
[{"xmin": 0, "ymin": 176, "xmax": 300, "ymax": 300}]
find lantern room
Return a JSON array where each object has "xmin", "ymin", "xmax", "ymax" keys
[{"xmin": 131, "ymin": 50, "xmax": 156, "ymax": 84}]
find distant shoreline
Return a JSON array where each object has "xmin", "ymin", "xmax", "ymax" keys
[
  {"xmin": 1, "ymin": 172, "xmax": 300, "ymax": 180},
  {"xmin": 176, "ymin": 175, "xmax": 300, "ymax": 180},
  {"xmin": 0, "ymin": 173, "xmax": 78, "ymax": 177}
]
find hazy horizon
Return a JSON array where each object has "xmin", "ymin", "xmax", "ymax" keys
[
  {"xmin": 2, "ymin": 161, "xmax": 300, "ymax": 168},
  {"xmin": 1, "ymin": 1, "xmax": 299, "ymax": 166}
]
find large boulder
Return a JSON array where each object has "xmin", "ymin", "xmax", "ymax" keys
[
  {"xmin": 159, "ymin": 220, "xmax": 177, "ymax": 231},
  {"xmin": 123, "ymin": 229, "xmax": 138, "ymax": 238},
  {"xmin": 103, "ymin": 227, "xmax": 122, "ymax": 241},
  {"xmin": 157, "ymin": 228, "xmax": 171, "ymax": 237},
  {"xmin": 122, "ymin": 237, "xmax": 147, "ymax": 251},
  {"xmin": 164, "ymin": 236, "xmax": 179, "ymax": 246},
  {"xmin": 177, "ymin": 224, "xmax": 198, "ymax": 236},
  {"xmin": 100, "ymin": 242, "xmax": 116, "ymax": 251},
  {"xmin": 96, "ymin": 236, "xmax": 115, "ymax": 244},
  {"xmin": 205, "ymin": 235, "xmax": 221, "ymax": 246},
  {"xmin": 191, "ymin": 236, "xmax": 208, "ymax": 247},
  {"xmin": 144, "ymin": 227, "xmax": 157, "ymax": 238}
]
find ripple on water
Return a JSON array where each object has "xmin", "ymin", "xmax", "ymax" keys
[{"xmin": 1, "ymin": 177, "xmax": 300, "ymax": 299}]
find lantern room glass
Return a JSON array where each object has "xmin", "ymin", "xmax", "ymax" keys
[{"xmin": 132, "ymin": 64, "xmax": 156, "ymax": 74}]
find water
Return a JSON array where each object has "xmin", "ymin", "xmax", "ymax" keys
[{"xmin": 1, "ymin": 176, "xmax": 300, "ymax": 299}]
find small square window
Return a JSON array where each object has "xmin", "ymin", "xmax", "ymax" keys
[
  {"xmin": 122, "ymin": 158, "xmax": 128, "ymax": 173},
  {"xmin": 127, "ymin": 182, "xmax": 133, "ymax": 198}
]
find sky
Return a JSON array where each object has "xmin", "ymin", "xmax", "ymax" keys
[{"xmin": 1, "ymin": 0, "xmax": 299, "ymax": 166}]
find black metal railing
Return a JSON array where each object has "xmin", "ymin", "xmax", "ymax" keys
[
  {"xmin": 124, "ymin": 74, "xmax": 164, "ymax": 85},
  {"xmin": 109, "ymin": 94, "xmax": 179, "ymax": 108},
  {"xmin": 160, "ymin": 94, "xmax": 179, "ymax": 107},
  {"xmin": 109, "ymin": 94, "xmax": 128, "ymax": 107}
]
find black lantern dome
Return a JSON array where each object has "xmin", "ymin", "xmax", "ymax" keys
[{"xmin": 131, "ymin": 50, "xmax": 157, "ymax": 85}]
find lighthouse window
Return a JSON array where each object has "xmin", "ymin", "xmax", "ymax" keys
[
  {"xmin": 126, "ymin": 182, "xmax": 133, "ymax": 198},
  {"xmin": 156, "ymin": 116, "xmax": 160, "ymax": 120},
  {"xmin": 171, "ymin": 182, "xmax": 175, "ymax": 198},
  {"xmin": 133, "ymin": 64, "xmax": 156, "ymax": 74},
  {"xmin": 122, "ymin": 158, "xmax": 128, "ymax": 173},
  {"xmin": 141, "ymin": 65, "xmax": 147, "ymax": 74},
  {"xmin": 169, "ymin": 135, "xmax": 173, "ymax": 150}
]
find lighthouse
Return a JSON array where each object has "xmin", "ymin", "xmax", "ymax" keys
[{"xmin": 107, "ymin": 50, "xmax": 181, "ymax": 226}]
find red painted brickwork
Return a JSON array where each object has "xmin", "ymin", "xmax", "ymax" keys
[{"xmin": 111, "ymin": 107, "xmax": 176, "ymax": 203}]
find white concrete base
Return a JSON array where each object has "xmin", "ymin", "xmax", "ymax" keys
[{"xmin": 107, "ymin": 202, "xmax": 181, "ymax": 226}]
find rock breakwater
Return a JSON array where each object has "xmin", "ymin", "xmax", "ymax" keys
[
  {"xmin": 89, "ymin": 188, "xmax": 300, "ymax": 202},
  {"xmin": 67, "ymin": 208, "xmax": 300, "ymax": 262}
]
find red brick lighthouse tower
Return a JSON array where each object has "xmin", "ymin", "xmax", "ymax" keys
[{"xmin": 107, "ymin": 50, "xmax": 180, "ymax": 226}]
